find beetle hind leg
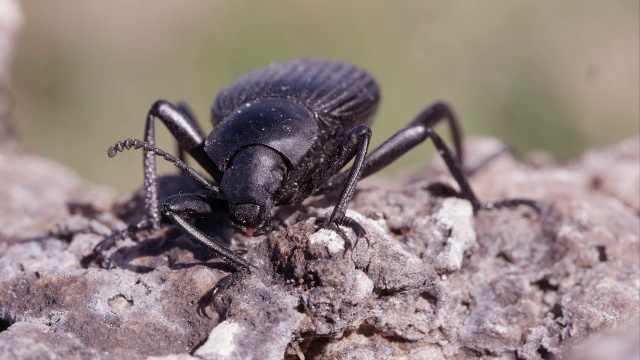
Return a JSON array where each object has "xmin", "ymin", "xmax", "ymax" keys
[
  {"xmin": 320, "ymin": 101, "xmax": 540, "ymax": 214},
  {"xmin": 463, "ymin": 143, "xmax": 512, "ymax": 176},
  {"xmin": 482, "ymin": 198, "xmax": 543, "ymax": 212}
]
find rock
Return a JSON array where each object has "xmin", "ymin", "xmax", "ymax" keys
[{"xmin": 0, "ymin": 135, "xmax": 638, "ymax": 360}]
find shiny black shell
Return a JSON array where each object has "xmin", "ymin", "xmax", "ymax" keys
[{"xmin": 205, "ymin": 58, "xmax": 381, "ymax": 203}]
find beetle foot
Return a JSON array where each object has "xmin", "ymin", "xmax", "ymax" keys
[
  {"xmin": 83, "ymin": 219, "xmax": 154, "ymax": 269},
  {"xmin": 481, "ymin": 198, "xmax": 543, "ymax": 213},
  {"xmin": 320, "ymin": 216, "xmax": 366, "ymax": 237},
  {"xmin": 93, "ymin": 234, "xmax": 118, "ymax": 261},
  {"xmin": 199, "ymin": 267, "xmax": 251, "ymax": 319},
  {"xmin": 81, "ymin": 251, "xmax": 114, "ymax": 269},
  {"xmin": 214, "ymin": 266, "xmax": 251, "ymax": 293},
  {"xmin": 81, "ymin": 232, "xmax": 120, "ymax": 269}
]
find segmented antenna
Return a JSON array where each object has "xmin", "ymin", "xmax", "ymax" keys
[{"xmin": 107, "ymin": 138, "xmax": 219, "ymax": 194}]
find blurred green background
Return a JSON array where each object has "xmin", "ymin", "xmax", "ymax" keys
[{"xmin": 13, "ymin": 1, "xmax": 639, "ymax": 192}]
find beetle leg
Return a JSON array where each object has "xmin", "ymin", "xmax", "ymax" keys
[
  {"xmin": 321, "ymin": 101, "xmax": 539, "ymax": 213},
  {"xmin": 315, "ymin": 125, "xmax": 371, "ymax": 235},
  {"xmin": 89, "ymin": 218, "xmax": 153, "ymax": 269},
  {"xmin": 319, "ymin": 102, "xmax": 460, "ymax": 193},
  {"xmin": 463, "ymin": 143, "xmax": 512, "ymax": 176},
  {"xmin": 162, "ymin": 193, "xmax": 256, "ymax": 272},
  {"xmin": 143, "ymin": 100, "xmax": 222, "ymax": 229},
  {"xmin": 362, "ymin": 101, "xmax": 463, "ymax": 180},
  {"xmin": 174, "ymin": 102, "xmax": 200, "ymax": 165},
  {"xmin": 99, "ymin": 137, "xmax": 222, "ymax": 269}
]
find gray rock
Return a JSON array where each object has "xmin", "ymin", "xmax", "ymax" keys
[{"xmin": 1, "ymin": 135, "xmax": 638, "ymax": 360}]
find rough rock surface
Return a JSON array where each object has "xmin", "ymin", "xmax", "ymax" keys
[{"xmin": 0, "ymin": 135, "xmax": 638, "ymax": 360}]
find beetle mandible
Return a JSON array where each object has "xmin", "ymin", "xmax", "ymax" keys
[{"xmin": 96, "ymin": 58, "xmax": 538, "ymax": 281}]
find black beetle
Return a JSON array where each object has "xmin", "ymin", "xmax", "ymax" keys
[{"xmin": 96, "ymin": 58, "xmax": 538, "ymax": 281}]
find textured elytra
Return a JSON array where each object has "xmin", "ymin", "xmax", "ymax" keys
[{"xmin": 211, "ymin": 58, "xmax": 381, "ymax": 128}]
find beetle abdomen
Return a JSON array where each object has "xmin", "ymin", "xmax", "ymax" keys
[{"xmin": 212, "ymin": 58, "xmax": 380, "ymax": 128}]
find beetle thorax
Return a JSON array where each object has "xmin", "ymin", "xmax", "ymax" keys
[{"xmin": 204, "ymin": 98, "xmax": 318, "ymax": 175}]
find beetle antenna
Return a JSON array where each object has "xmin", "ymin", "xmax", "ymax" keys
[{"xmin": 107, "ymin": 138, "xmax": 219, "ymax": 193}]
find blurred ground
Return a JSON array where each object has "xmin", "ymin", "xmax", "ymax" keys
[{"xmin": 12, "ymin": 1, "xmax": 640, "ymax": 192}]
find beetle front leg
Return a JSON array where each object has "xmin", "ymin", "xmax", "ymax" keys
[
  {"xmin": 162, "ymin": 193, "xmax": 256, "ymax": 275},
  {"xmin": 143, "ymin": 100, "xmax": 222, "ymax": 229},
  {"xmin": 314, "ymin": 125, "xmax": 372, "ymax": 235},
  {"xmin": 96, "ymin": 136, "xmax": 221, "ymax": 269}
]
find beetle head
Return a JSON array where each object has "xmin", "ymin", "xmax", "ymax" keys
[{"xmin": 220, "ymin": 145, "xmax": 286, "ymax": 236}]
